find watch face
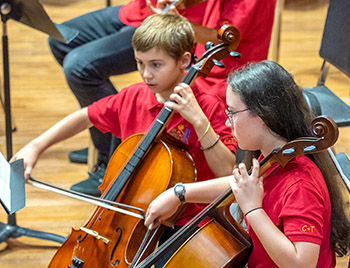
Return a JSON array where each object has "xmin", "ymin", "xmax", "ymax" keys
[{"xmin": 175, "ymin": 184, "xmax": 184, "ymax": 194}]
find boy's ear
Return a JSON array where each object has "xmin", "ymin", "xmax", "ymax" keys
[{"xmin": 179, "ymin": 52, "xmax": 192, "ymax": 69}]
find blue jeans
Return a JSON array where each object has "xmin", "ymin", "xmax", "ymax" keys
[{"xmin": 49, "ymin": 6, "xmax": 137, "ymax": 164}]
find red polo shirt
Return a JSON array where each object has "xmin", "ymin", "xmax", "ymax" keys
[
  {"xmin": 88, "ymin": 82, "xmax": 236, "ymax": 225},
  {"xmin": 247, "ymin": 155, "xmax": 335, "ymax": 267}
]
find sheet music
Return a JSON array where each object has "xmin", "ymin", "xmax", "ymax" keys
[
  {"xmin": 0, "ymin": 152, "xmax": 12, "ymax": 211},
  {"xmin": 0, "ymin": 152, "xmax": 25, "ymax": 214}
]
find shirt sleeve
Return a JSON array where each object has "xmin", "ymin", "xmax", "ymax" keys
[
  {"xmin": 87, "ymin": 94, "xmax": 121, "ymax": 137},
  {"xmin": 280, "ymin": 172, "xmax": 327, "ymax": 245}
]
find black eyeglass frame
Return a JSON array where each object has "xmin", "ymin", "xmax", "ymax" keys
[{"xmin": 225, "ymin": 108, "xmax": 249, "ymax": 124}]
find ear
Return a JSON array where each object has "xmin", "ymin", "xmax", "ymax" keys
[{"xmin": 179, "ymin": 52, "xmax": 192, "ymax": 70}]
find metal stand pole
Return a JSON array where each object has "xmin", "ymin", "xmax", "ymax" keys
[{"xmin": 0, "ymin": 2, "xmax": 65, "ymax": 245}]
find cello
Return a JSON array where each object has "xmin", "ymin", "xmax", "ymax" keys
[
  {"xmin": 134, "ymin": 116, "xmax": 339, "ymax": 268},
  {"xmin": 47, "ymin": 24, "xmax": 240, "ymax": 268}
]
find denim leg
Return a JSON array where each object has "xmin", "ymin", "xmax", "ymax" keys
[{"xmin": 48, "ymin": 6, "xmax": 137, "ymax": 163}]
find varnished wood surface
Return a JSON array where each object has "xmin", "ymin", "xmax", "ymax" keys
[{"xmin": 0, "ymin": 0, "xmax": 349, "ymax": 267}]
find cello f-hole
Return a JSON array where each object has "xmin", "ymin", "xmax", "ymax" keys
[
  {"xmin": 76, "ymin": 235, "xmax": 82, "ymax": 244},
  {"xmin": 110, "ymin": 228, "xmax": 123, "ymax": 266}
]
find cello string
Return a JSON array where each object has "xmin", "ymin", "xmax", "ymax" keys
[{"xmin": 130, "ymin": 223, "xmax": 159, "ymax": 268}]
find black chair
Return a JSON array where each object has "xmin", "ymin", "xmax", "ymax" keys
[
  {"xmin": 302, "ymin": 0, "xmax": 350, "ymax": 198},
  {"xmin": 330, "ymin": 150, "xmax": 350, "ymax": 193},
  {"xmin": 303, "ymin": 0, "xmax": 350, "ymax": 127},
  {"xmin": 302, "ymin": 2, "xmax": 350, "ymax": 263}
]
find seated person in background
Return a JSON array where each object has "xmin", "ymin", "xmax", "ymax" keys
[
  {"xmin": 11, "ymin": 14, "xmax": 236, "ymax": 257},
  {"xmin": 144, "ymin": 61, "xmax": 350, "ymax": 267},
  {"xmin": 48, "ymin": 0, "xmax": 276, "ymax": 195}
]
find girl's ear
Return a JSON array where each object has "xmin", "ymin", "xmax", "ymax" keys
[{"xmin": 179, "ymin": 51, "xmax": 192, "ymax": 70}]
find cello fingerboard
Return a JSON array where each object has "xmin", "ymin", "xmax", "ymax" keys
[{"xmin": 104, "ymin": 106, "xmax": 174, "ymax": 201}]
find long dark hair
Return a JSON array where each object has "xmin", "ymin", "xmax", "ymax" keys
[{"xmin": 228, "ymin": 60, "xmax": 350, "ymax": 257}]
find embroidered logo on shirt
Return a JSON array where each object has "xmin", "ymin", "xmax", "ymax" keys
[
  {"xmin": 169, "ymin": 125, "xmax": 191, "ymax": 144},
  {"xmin": 223, "ymin": 136, "xmax": 235, "ymax": 144},
  {"xmin": 302, "ymin": 224, "xmax": 315, "ymax": 232}
]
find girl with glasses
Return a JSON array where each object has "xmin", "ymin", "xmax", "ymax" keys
[{"xmin": 145, "ymin": 60, "xmax": 350, "ymax": 267}]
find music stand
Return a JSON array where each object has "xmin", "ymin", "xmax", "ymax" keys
[{"xmin": 0, "ymin": 0, "xmax": 65, "ymax": 244}]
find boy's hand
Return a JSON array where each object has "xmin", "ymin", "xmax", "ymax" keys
[
  {"xmin": 144, "ymin": 188, "xmax": 181, "ymax": 228},
  {"xmin": 229, "ymin": 159, "xmax": 264, "ymax": 215},
  {"xmin": 165, "ymin": 83, "xmax": 207, "ymax": 129},
  {"xmin": 146, "ymin": 0, "xmax": 181, "ymax": 14},
  {"xmin": 10, "ymin": 143, "xmax": 41, "ymax": 182}
]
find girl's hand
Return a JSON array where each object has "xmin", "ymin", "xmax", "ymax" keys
[
  {"xmin": 229, "ymin": 158, "xmax": 264, "ymax": 215},
  {"xmin": 10, "ymin": 143, "xmax": 41, "ymax": 182},
  {"xmin": 164, "ymin": 83, "xmax": 207, "ymax": 128},
  {"xmin": 144, "ymin": 188, "xmax": 181, "ymax": 228}
]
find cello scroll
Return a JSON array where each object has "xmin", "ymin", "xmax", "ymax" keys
[
  {"xmin": 193, "ymin": 25, "xmax": 240, "ymax": 79},
  {"xmin": 259, "ymin": 115, "xmax": 339, "ymax": 175}
]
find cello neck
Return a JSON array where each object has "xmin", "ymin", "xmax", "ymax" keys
[{"xmin": 104, "ymin": 55, "xmax": 201, "ymax": 202}]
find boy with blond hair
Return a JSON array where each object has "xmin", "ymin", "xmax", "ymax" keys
[{"xmin": 12, "ymin": 14, "xmax": 236, "ymax": 265}]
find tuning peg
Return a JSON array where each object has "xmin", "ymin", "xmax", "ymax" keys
[
  {"xmin": 191, "ymin": 54, "xmax": 198, "ymax": 64},
  {"xmin": 205, "ymin": 41, "xmax": 214, "ymax": 50},
  {"xmin": 230, "ymin": 51, "xmax": 241, "ymax": 58},
  {"xmin": 213, "ymin": 59, "xmax": 225, "ymax": 68}
]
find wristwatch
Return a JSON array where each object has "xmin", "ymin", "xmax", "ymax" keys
[{"xmin": 174, "ymin": 182, "xmax": 186, "ymax": 204}]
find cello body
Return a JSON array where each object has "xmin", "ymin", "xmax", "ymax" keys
[
  {"xmin": 161, "ymin": 199, "xmax": 252, "ymax": 268},
  {"xmin": 163, "ymin": 219, "xmax": 251, "ymax": 268},
  {"xmin": 48, "ymin": 132, "xmax": 196, "ymax": 268}
]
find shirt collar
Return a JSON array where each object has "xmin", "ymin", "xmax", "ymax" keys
[{"xmin": 146, "ymin": 86, "xmax": 164, "ymax": 110}]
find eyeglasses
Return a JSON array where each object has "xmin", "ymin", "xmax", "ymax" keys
[{"xmin": 225, "ymin": 108, "xmax": 249, "ymax": 124}]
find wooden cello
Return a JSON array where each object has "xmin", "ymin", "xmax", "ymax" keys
[
  {"xmin": 135, "ymin": 116, "xmax": 339, "ymax": 268},
  {"xmin": 47, "ymin": 25, "xmax": 240, "ymax": 268}
]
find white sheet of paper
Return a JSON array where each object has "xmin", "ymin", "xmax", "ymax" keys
[
  {"xmin": 0, "ymin": 152, "xmax": 25, "ymax": 214},
  {"xmin": 0, "ymin": 152, "xmax": 12, "ymax": 211}
]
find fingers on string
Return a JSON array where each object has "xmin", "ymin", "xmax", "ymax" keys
[
  {"xmin": 238, "ymin": 162, "xmax": 248, "ymax": 177},
  {"xmin": 174, "ymin": 83, "xmax": 189, "ymax": 94},
  {"xmin": 232, "ymin": 167, "xmax": 241, "ymax": 184},
  {"xmin": 251, "ymin": 158, "xmax": 260, "ymax": 179}
]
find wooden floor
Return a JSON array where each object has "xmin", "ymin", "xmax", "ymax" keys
[{"xmin": 0, "ymin": 0, "xmax": 349, "ymax": 267}]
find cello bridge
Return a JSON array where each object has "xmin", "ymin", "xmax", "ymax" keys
[{"xmin": 80, "ymin": 226, "xmax": 110, "ymax": 244}]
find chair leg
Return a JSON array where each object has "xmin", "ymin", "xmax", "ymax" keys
[
  {"xmin": 106, "ymin": 0, "xmax": 111, "ymax": 7},
  {"xmin": 317, "ymin": 60, "xmax": 330, "ymax": 86}
]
